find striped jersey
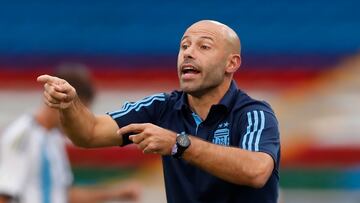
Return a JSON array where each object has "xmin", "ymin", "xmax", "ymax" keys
[
  {"xmin": 108, "ymin": 80, "xmax": 280, "ymax": 203},
  {"xmin": 0, "ymin": 115, "xmax": 73, "ymax": 203}
]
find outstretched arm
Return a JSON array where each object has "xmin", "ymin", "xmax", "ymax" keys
[{"xmin": 37, "ymin": 75, "xmax": 121, "ymax": 147}]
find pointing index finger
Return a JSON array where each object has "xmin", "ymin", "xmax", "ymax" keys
[
  {"xmin": 37, "ymin": 74, "xmax": 58, "ymax": 84},
  {"xmin": 118, "ymin": 123, "xmax": 145, "ymax": 135}
]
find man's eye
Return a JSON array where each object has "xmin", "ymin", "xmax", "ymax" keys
[
  {"xmin": 181, "ymin": 44, "xmax": 189, "ymax": 49},
  {"xmin": 200, "ymin": 45, "xmax": 210, "ymax": 50}
]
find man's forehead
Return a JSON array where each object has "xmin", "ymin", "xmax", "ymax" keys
[{"xmin": 182, "ymin": 23, "xmax": 224, "ymax": 41}]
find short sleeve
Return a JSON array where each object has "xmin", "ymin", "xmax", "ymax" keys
[
  {"xmin": 0, "ymin": 130, "xmax": 30, "ymax": 197},
  {"xmin": 107, "ymin": 93, "xmax": 168, "ymax": 127},
  {"xmin": 106, "ymin": 93, "xmax": 168, "ymax": 146},
  {"xmin": 239, "ymin": 109, "xmax": 280, "ymax": 166}
]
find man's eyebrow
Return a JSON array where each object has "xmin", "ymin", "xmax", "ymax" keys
[{"xmin": 181, "ymin": 36, "xmax": 189, "ymax": 41}]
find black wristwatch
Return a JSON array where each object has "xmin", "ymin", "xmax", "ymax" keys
[{"xmin": 171, "ymin": 132, "xmax": 191, "ymax": 159}]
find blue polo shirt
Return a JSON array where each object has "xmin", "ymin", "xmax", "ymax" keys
[{"xmin": 108, "ymin": 80, "xmax": 280, "ymax": 203}]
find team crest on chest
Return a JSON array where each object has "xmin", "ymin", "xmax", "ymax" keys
[{"xmin": 212, "ymin": 122, "xmax": 230, "ymax": 146}]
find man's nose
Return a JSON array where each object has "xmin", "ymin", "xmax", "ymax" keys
[{"xmin": 183, "ymin": 46, "xmax": 195, "ymax": 59}]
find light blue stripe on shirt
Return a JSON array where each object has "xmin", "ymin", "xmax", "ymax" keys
[
  {"xmin": 254, "ymin": 110, "xmax": 265, "ymax": 151},
  {"xmin": 111, "ymin": 93, "xmax": 166, "ymax": 119},
  {"xmin": 191, "ymin": 112, "xmax": 203, "ymax": 135},
  {"xmin": 242, "ymin": 112, "xmax": 252, "ymax": 149},
  {"xmin": 247, "ymin": 110, "xmax": 259, "ymax": 151},
  {"xmin": 110, "ymin": 93, "xmax": 165, "ymax": 114}
]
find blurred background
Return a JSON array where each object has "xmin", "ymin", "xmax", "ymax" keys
[{"xmin": 0, "ymin": 0, "xmax": 360, "ymax": 202}]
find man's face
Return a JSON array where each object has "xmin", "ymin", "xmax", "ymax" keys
[{"xmin": 177, "ymin": 22, "xmax": 229, "ymax": 96}]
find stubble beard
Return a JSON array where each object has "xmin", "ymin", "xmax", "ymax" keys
[{"xmin": 180, "ymin": 76, "xmax": 224, "ymax": 98}]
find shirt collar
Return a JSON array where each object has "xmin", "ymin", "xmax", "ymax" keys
[
  {"xmin": 174, "ymin": 80, "xmax": 238, "ymax": 112},
  {"xmin": 174, "ymin": 91, "xmax": 188, "ymax": 110},
  {"xmin": 217, "ymin": 80, "xmax": 238, "ymax": 110}
]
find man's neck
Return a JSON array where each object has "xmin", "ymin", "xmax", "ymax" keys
[{"xmin": 188, "ymin": 81, "xmax": 231, "ymax": 120}]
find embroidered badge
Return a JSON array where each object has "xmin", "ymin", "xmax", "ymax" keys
[{"xmin": 212, "ymin": 122, "xmax": 230, "ymax": 146}]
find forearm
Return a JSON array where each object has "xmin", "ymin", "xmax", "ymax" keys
[
  {"xmin": 37, "ymin": 74, "xmax": 122, "ymax": 147},
  {"xmin": 183, "ymin": 136, "xmax": 273, "ymax": 188},
  {"xmin": 60, "ymin": 96, "xmax": 97, "ymax": 147}
]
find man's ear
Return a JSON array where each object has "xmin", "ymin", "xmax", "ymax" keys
[{"xmin": 225, "ymin": 54, "xmax": 241, "ymax": 74}]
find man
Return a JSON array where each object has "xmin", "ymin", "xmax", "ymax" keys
[
  {"xmin": 0, "ymin": 64, "xmax": 140, "ymax": 203},
  {"xmin": 37, "ymin": 20, "xmax": 280, "ymax": 203}
]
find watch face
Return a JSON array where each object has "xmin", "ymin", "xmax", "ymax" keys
[{"xmin": 177, "ymin": 135, "xmax": 190, "ymax": 147}]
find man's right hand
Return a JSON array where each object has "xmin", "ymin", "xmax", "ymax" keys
[{"xmin": 37, "ymin": 74, "xmax": 77, "ymax": 109}]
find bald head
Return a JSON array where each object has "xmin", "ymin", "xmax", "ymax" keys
[
  {"xmin": 185, "ymin": 20, "xmax": 241, "ymax": 55},
  {"xmin": 177, "ymin": 20, "xmax": 242, "ymax": 95}
]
